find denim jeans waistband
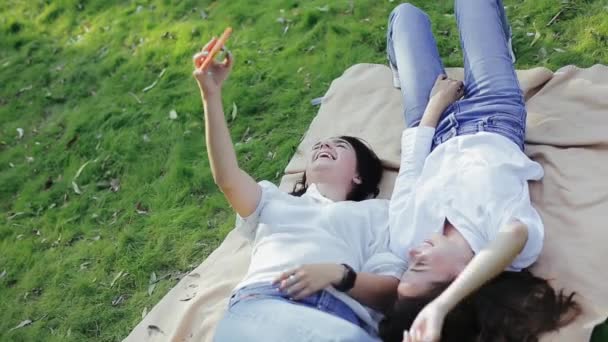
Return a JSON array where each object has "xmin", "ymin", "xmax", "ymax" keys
[
  {"xmin": 433, "ymin": 112, "xmax": 525, "ymax": 151},
  {"xmin": 229, "ymin": 283, "xmax": 372, "ymax": 334}
]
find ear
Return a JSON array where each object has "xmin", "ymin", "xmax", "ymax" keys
[{"xmin": 353, "ymin": 175, "xmax": 362, "ymax": 185}]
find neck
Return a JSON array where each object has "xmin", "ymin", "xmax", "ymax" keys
[{"xmin": 311, "ymin": 182, "xmax": 350, "ymax": 202}]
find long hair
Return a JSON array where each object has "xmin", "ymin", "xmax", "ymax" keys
[
  {"xmin": 290, "ymin": 136, "xmax": 383, "ymax": 201},
  {"xmin": 379, "ymin": 270, "xmax": 580, "ymax": 342}
]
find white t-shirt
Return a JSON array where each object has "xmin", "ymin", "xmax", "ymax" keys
[
  {"xmin": 389, "ymin": 127, "xmax": 544, "ymax": 271},
  {"xmin": 235, "ymin": 181, "xmax": 406, "ymax": 330}
]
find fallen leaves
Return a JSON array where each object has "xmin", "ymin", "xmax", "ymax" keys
[
  {"xmin": 71, "ymin": 181, "xmax": 82, "ymax": 195},
  {"xmin": 9, "ymin": 319, "xmax": 32, "ymax": 331},
  {"xmin": 143, "ymin": 68, "xmax": 166, "ymax": 92},
  {"xmin": 529, "ymin": 22, "xmax": 541, "ymax": 47},
  {"xmin": 135, "ymin": 202, "xmax": 149, "ymax": 215},
  {"xmin": 72, "ymin": 160, "xmax": 93, "ymax": 195},
  {"xmin": 112, "ymin": 294, "xmax": 127, "ymax": 306},
  {"xmin": 231, "ymin": 102, "xmax": 238, "ymax": 121},
  {"xmin": 110, "ymin": 270, "xmax": 125, "ymax": 287},
  {"xmin": 148, "ymin": 272, "xmax": 157, "ymax": 296},
  {"xmin": 169, "ymin": 109, "xmax": 178, "ymax": 120},
  {"xmin": 110, "ymin": 178, "xmax": 120, "ymax": 192},
  {"xmin": 16, "ymin": 128, "xmax": 24, "ymax": 139}
]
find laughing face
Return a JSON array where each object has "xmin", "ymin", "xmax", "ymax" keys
[{"xmin": 305, "ymin": 137, "xmax": 361, "ymax": 191}]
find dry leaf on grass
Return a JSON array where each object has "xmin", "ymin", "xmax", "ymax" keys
[
  {"xmin": 135, "ymin": 202, "xmax": 149, "ymax": 215},
  {"xmin": 110, "ymin": 178, "xmax": 120, "ymax": 192},
  {"xmin": 143, "ymin": 68, "xmax": 166, "ymax": 92},
  {"xmin": 74, "ymin": 160, "xmax": 92, "ymax": 180},
  {"xmin": 530, "ymin": 23, "xmax": 541, "ymax": 46},
  {"xmin": 71, "ymin": 181, "xmax": 82, "ymax": 195},
  {"xmin": 110, "ymin": 270, "xmax": 124, "ymax": 287},
  {"xmin": 231, "ymin": 102, "xmax": 238, "ymax": 121},
  {"xmin": 9, "ymin": 319, "xmax": 32, "ymax": 331},
  {"xmin": 112, "ymin": 294, "xmax": 126, "ymax": 306},
  {"xmin": 16, "ymin": 128, "xmax": 24, "ymax": 139},
  {"xmin": 148, "ymin": 272, "xmax": 157, "ymax": 296},
  {"xmin": 169, "ymin": 109, "xmax": 178, "ymax": 120}
]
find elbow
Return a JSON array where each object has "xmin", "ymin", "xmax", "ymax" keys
[
  {"xmin": 212, "ymin": 172, "xmax": 234, "ymax": 191},
  {"xmin": 211, "ymin": 168, "xmax": 241, "ymax": 191}
]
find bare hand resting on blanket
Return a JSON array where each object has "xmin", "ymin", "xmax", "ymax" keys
[
  {"xmin": 421, "ymin": 75, "xmax": 464, "ymax": 128},
  {"xmin": 272, "ymin": 264, "xmax": 345, "ymax": 300}
]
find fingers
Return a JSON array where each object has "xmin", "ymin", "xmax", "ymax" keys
[
  {"xmin": 284, "ymin": 279, "xmax": 308, "ymax": 298},
  {"xmin": 202, "ymin": 37, "xmax": 218, "ymax": 52},
  {"xmin": 272, "ymin": 268, "xmax": 297, "ymax": 285},
  {"xmin": 194, "ymin": 37, "xmax": 218, "ymax": 68},
  {"xmin": 222, "ymin": 50, "xmax": 234, "ymax": 68},
  {"xmin": 437, "ymin": 74, "xmax": 447, "ymax": 81}
]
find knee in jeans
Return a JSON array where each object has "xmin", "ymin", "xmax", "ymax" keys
[{"xmin": 391, "ymin": 3, "xmax": 428, "ymax": 21}]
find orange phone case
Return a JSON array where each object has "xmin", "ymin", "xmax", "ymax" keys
[{"xmin": 198, "ymin": 27, "xmax": 232, "ymax": 70}]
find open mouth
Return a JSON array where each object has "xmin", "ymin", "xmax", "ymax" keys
[{"xmin": 315, "ymin": 151, "xmax": 336, "ymax": 161}]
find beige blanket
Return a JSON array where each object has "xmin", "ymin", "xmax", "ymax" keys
[{"xmin": 124, "ymin": 64, "xmax": 608, "ymax": 342}]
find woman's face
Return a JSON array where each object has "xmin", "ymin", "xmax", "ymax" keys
[
  {"xmin": 397, "ymin": 231, "xmax": 471, "ymax": 298},
  {"xmin": 305, "ymin": 137, "xmax": 361, "ymax": 190}
]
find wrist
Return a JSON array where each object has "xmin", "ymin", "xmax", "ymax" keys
[
  {"xmin": 433, "ymin": 293, "xmax": 457, "ymax": 313},
  {"xmin": 334, "ymin": 264, "xmax": 357, "ymax": 292},
  {"xmin": 201, "ymin": 86, "xmax": 221, "ymax": 100},
  {"xmin": 331, "ymin": 264, "xmax": 346, "ymax": 286}
]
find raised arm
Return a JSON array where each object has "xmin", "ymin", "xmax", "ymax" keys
[
  {"xmin": 390, "ymin": 75, "xmax": 464, "ymax": 228},
  {"xmin": 405, "ymin": 220, "xmax": 528, "ymax": 342},
  {"xmin": 193, "ymin": 40, "xmax": 261, "ymax": 217}
]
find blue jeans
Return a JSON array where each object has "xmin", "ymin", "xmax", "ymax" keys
[
  {"xmin": 214, "ymin": 283, "xmax": 379, "ymax": 342},
  {"xmin": 387, "ymin": 0, "xmax": 526, "ymax": 150}
]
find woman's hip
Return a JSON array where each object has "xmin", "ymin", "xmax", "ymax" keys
[
  {"xmin": 214, "ymin": 296, "xmax": 380, "ymax": 342},
  {"xmin": 433, "ymin": 98, "xmax": 526, "ymax": 150}
]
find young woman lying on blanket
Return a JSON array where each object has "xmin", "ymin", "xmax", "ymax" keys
[
  {"xmin": 379, "ymin": 2, "xmax": 580, "ymax": 342},
  {"xmin": 192, "ymin": 40, "xmax": 405, "ymax": 341}
]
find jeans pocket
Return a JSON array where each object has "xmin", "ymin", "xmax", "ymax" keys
[{"xmin": 484, "ymin": 111, "xmax": 526, "ymax": 148}]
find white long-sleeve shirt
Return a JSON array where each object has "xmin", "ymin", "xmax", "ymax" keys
[
  {"xmin": 234, "ymin": 181, "xmax": 406, "ymax": 330},
  {"xmin": 389, "ymin": 127, "xmax": 544, "ymax": 271}
]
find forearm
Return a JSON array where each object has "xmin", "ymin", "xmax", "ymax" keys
[
  {"xmin": 201, "ymin": 90, "xmax": 240, "ymax": 188},
  {"xmin": 435, "ymin": 222, "xmax": 528, "ymax": 312},
  {"xmin": 419, "ymin": 101, "xmax": 445, "ymax": 128},
  {"xmin": 348, "ymin": 272, "xmax": 399, "ymax": 312}
]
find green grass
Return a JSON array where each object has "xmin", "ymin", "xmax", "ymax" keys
[{"xmin": 1, "ymin": 0, "xmax": 607, "ymax": 340}]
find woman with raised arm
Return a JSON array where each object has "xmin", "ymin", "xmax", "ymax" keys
[
  {"xmin": 379, "ymin": 1, "xmax": 579, "ymax": 341},
  {"xmin": 192, "ymin": 40, "xmax": 405, "ymax": 342}
]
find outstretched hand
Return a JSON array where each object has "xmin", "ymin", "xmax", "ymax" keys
[{"xmin": 192, "ymin": 37, "xmax": 234, "ymax": 96}]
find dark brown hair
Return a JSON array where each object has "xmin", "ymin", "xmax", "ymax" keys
[
  {"xmin": 290, "ymin": 136, "xmax": 383, "ymax": 201},
  {"xmin": 379, "ymin": 270, "xmax": 580, "ymax": 342}
]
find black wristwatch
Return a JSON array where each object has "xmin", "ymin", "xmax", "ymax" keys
[{"xmin": 334, "ymin": 263, "xmax": 357, "ymax": 292}]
